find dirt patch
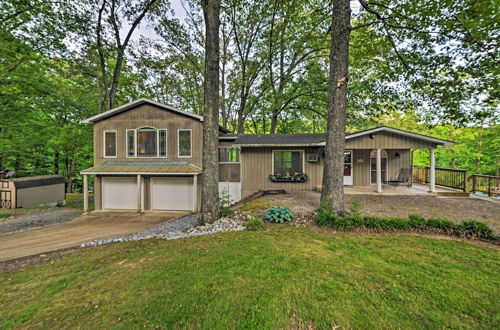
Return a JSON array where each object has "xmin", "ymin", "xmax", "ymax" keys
[{"xmin": 236, "ymin": 191, "xmax": 500, "ymax": 232}]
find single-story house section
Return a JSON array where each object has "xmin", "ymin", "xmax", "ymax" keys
[
  {"xmin": 80, "ymin": 99, "xmax": 454, "ymax": 213},
  {"xmin": 0, "ymin": 175, "xmax": 66, "ymax": 209}
]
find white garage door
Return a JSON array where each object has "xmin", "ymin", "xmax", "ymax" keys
[
  {"xmin": 102, "ymin": 177, "xmax": 137, "ymax": 210},
  {"xmin": 151, "ymin": 177, "xmax": 194, "ymax": 211}
]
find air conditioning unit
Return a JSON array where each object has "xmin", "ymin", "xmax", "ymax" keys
[{"xmin": 306, "ymin": 154, "xmax": 319, "ymax": 162}]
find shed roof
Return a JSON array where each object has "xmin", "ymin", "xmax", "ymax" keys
[
  {"xmin": 80, "ymin": 161, "xmax": 202, "ymax": 175},
  {"xmin": 5, "ymin": 175, "xmax": 65, "ymax": 189}
]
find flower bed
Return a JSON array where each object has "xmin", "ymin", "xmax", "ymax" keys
[{"xmin": 269, "ymin": 173, "xmax": 308, "ymax": 182}]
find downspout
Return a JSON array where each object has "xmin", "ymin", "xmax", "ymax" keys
[{"xmin": 410, "ymin": 149, "xmax": 414, "ymax": 187}]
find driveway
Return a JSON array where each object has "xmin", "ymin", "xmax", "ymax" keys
[{"xmin": 0, "ymin": 212, "xmax": 187, "ymax": 262}]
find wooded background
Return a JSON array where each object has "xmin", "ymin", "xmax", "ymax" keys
[{"xmin": 0, "ymin": 0, "xmax": 498, "ymax": 192}]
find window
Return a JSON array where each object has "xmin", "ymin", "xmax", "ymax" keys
[
  {"xmin": 370, "ymin": 149, "xmax": 388, "ymax": 184},
  {"xmin": 128, "ymin": 128, "xmax": 167, "ymax": 158},
  {"xmin": 137, "ymin": 128, "xmax": 157, "ymax": 157},
  {"xmin": 127, "ymin": 130, "xmax": 135, "ymax": 157},
  {"xmin": 273, "ymin": 151, "xmax": 303, "ymax": 175},
  {"xmin": 104, "ymin": 131, "xmax": 116, "ymax": 157},
  {"xmin": 159, "ymin": 130, "xmax": 167, "ymax": 157},
  {"xmin": 178, "ymin": 129, "xmax": 192, "ymax": 157},
  {"xmin": 218, "ymin": 147, "xmax": 239, "ymax": 163}
]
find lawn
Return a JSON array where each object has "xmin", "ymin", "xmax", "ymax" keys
[{"xmin": 1, "ymin": 227, "xmax": 498, "ymax": 329}]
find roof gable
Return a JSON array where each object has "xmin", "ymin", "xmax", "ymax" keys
[{"xmin": 81, "ymin": 98, "xmax": 231, "ymax": 133}]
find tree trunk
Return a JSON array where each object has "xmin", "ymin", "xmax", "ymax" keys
[
  {"xmin": 200, "ymin": 0, "xmax": 220, "ymax": 224},
  {"xmin": 320, "ymin": 0, "xmax": 351, "ymax": 215}
]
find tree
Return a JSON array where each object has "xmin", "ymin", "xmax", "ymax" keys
[
  {"xmin": 320, "ymin": 0, "xmax": 351, "ymax": 215},
  {"xmin": 200, "ymin": 0, "xmax": 221, "ymax": 224}
]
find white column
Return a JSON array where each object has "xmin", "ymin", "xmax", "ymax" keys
[
  {"xmin": 137, "ymin": 174, "xmax": 142, "ymax": 213},
  {"xmin": 192, "ymin": 175, "xmax": 197, "ymax": 212},
  {"xmin": 83, "ymin": 174, "xmax": 89, "ymax": 214},
  {"xmin": 429, "ymin": 148, "xmax": 436, "ymax": 193},
  {"xmin": 376, "ymin": 149, "xmax": 382, "ymax": 193}
]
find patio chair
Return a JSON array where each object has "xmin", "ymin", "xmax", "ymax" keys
[{"xmin": 387, "ymin": 168, "xmax": 410, "ymax": 188}]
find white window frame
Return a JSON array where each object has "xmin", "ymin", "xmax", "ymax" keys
[
  {"xmin": 127, "ymin": 127, "xmax": 167, "ymax": 158},
  {"xmin": 218, "ymin": 146, "xmax": 240, "ymax": 164},
  {"xmin": 271, "ymin": 150, "xmax": 305, "ymax": 175},
  {"xmin": 178, "ymin": 129, "xmax": 192, "ymax": 158},
  {"xmin": 103, "ymin": 130, "xmax": 117, "ymax": 158},
  {"xmin": 126, "ymin": 129, "xmax": 136, "ymax": 158}
]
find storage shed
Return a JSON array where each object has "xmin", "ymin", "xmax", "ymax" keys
[{"xmin": 0, "ymin": 175, "xmax": 65, "ymax": 209}]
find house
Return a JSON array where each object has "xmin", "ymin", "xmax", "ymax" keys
[{"xmin": 80, "ymin": 99, "xmax": 454, "ymax": 213}]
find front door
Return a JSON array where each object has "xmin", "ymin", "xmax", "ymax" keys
[{"xmin": 344, "ymin": 150, "xmax": 353, "ymax": 185}]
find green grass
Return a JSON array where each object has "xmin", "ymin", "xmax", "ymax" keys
[
  {"xmin": 64, "ymin": 193, "xmax": 94, "ymax": 210},
  {"xmin": 1, "ymin": 227, "xmax": 499, "ymax": 329},
  {"xmin": 0, "ymin": 213, "xmax": 13, "ymax": 221}
]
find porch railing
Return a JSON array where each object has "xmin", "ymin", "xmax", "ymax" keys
[
  {"xmin": 468, "ymin": 174, "xmax": 500, "ymax": 196},
  {"xmin": 412, "ymin": 166, "xmax": 467, "ymax": 192}
]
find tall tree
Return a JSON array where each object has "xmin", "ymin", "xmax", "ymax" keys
[
  {"xmin": 321, "ymin": 0, "xmax": 351, "ymax": 215},
  {"xmin": 200, "ymin": 0, "xmax": 220, "ymax": 224}
]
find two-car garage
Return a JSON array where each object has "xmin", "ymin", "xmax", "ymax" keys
[{"xmin": 101, "ymin": 176, "xmax": 195, "ymax": 211}]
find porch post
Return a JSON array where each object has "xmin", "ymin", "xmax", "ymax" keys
[
  {"xmin": 192, "ymin": 174, "xmax": 197, "ymax": 212},
  {"xmin": 376, "ymin": 149, "xmax": 382, "ymax": 193},
  {"xmin": 83, "ymin": 174, "xmax": 89, "ymax": 214},
  {"xmin": 137, "ymin": 174, "xmax": 142, "ymax": 213},
  {"xmin": 429, "ymin": 148, "xmax": 436, "ymax": 193}
]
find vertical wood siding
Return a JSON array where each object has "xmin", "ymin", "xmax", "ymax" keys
[
  {"xmin": 93, "ymin": 104, "xmax": 203, "ymax": 166},
  {"xmin": 345, "ymin": 132, "xmax": 437, "ymax": 149}
]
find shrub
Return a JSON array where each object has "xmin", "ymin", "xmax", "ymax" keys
[
  {"xmin": 408, "ymin": 214, "xmax": 427, "ymax": 230},
  {"xmin": 425, "ymin": 218, "xmax": 455, "ymax": 234},
  {"xmin": 349, "ymin": 198, "xmax": 362, "ymax": 216},
  {"xmin": 458, "ymin": 220, "xmax": 495, "ymax": 240},
  {"xmin": 383, "ymin": 217, "xmax": 411, "ymax": 231},
  {"xmin": 314, "ymin": 208, "xmax": 335, "ymax": 226},
  {"xmin": 246, "ymin": 215, "xmax": 265, "ymax": 231},
  {"xmin": 219, "ymin": 187, "xmax": 233, "ymax": 217},
  {"xmin": 264, "ymin": 206, "xmax": 294, "ymax": 223}
]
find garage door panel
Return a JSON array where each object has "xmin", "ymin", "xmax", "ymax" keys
[
  {"xmin": 103, "ymin": 177, "xmax": 137, "ymax": 210},
  {"xmin": 151, "ymin": 177, "xmax": 193, "ymax": 211}
]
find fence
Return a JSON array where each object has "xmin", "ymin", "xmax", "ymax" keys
[
  {"xmin": 412, "ymin": 166, "xmax": 467, "ymax": 192},
  {"xmin": 468, "ymin": 175, "xmax": 500, "ymax": 196}
]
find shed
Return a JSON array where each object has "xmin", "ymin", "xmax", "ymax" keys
[{"xmin": 0, "ymin": 175, "xmax": 66, "ymax": 209}]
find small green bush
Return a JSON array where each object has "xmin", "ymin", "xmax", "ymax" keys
[
  {"xmin": 219, "ymin": 207, "xmax": 233, "ymax": 217},
  {"xmin": 264, "ymin": 206, "xmax": 293, "ymax": 223},
  {"xmin": 408, "ymin": 214, "xmax": 427, "ymax": 230},
  {"xmin": 383, "ymin": 217, "xmax": 411, "ymax": 231},
  {"xmin": 315, "ymin": 208, "xmax": 335, "ymax": 227},
  {"xmin": 246, "ymin": 215, "xmax": 265, "ymax": 231},
  {"xmin": 458, "ymin": 220, "xmax": 495, "ymax": 240},
  {"xmin": 349, "ymin": 198, "xmax": 362, "ymax": 216},
  {"xmin": 426, "ymin": 218, "xmax": 455, "ymax": 234}
]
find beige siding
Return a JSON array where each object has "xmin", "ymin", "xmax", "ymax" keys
[
  {"xmin": 94, "ymin": 104, "xmax": 203, "ymax": 166},
  {"xmin": 241, "ymin": 147, "xmax": 324, "ymax": 198},
  {"xmin": 94, "ymin": 176, "xmax": 102, "ymax": 210},
  {"xmin": 219, "ymin": 164, "xmax": 240, "ymax": 182},
  {"xmin": 346, "ymin": 131, "xmax": 437, "ymax": 149},
  {"xmin": 15, "ymin": 183, "xmax": 65, "ymax": 208},
  {"xmin": 352, "ymin": 149, "xmax": 411, "ymax": 186}
]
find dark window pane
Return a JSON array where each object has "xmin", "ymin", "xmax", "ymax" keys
[
  {"xmin": 137, "ymin": 128, "xmax": 157, "ymax": 157},
  {"xmin": 105, "ymin": 131, "xmax": 116, "ymax": 157},
  {"xmin": 274, "ymin": 151, "xmax": 303, "ymax": 175},
  {"xmin": 159, "ymin": 130, "xmax": 167, "ymax": 157},
  {"xmin": 219, "ymin": 147, "xmax": 239, "ymax": 162},
  {"xmin": 344, "ymin": 151, "xmax": 351, "ymax": 164},
  {"xmin": 127, "ymin": 131, "xmax": 135, "ymax": 157},
  {"xmin": 179, "ymin": 130, "xmax": 191, "ymax": 156},
  {"xmin": 344, "ymin": 164, "xmax": 351, "ymax": 176}
]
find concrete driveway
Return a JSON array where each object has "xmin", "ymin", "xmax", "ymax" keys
[{"xmin": 0, "ymin": 211, "xmax": 187, "ymax": 262}]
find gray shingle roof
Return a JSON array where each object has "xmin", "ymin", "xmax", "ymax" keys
[{"xmin": 232, "ymin": 133, "xmax": 326, "ymax": 146}]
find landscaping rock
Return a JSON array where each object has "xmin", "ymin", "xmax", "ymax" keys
[{"xmin": 80, "ymin": 214, "xmax": 245, "ymax": 248}]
